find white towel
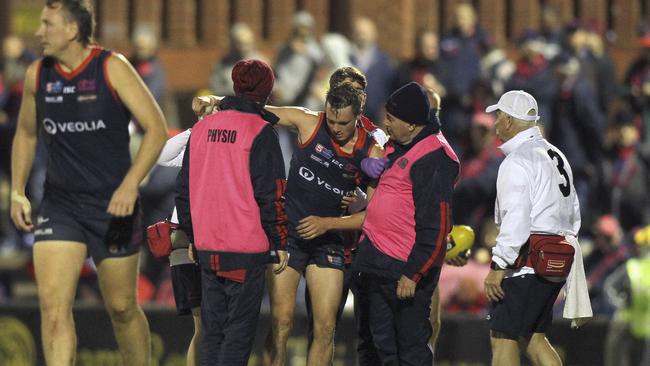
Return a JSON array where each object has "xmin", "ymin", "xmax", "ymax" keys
[{"xmin": 563, "ymin": 235, "xmax": 593, "ymax": 328}]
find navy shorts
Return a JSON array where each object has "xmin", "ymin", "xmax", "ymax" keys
[
  {"xmin": 171, "ymin": 263, "xmax": 202, "ymax": 315},
  {"xmin": 34, "ymin": 190, "xmax": 143, "ymax": 263},
  {"xmin": 488, "ymin": 274, "xmax": 565, "ymax": 339},
  {"xmin": 287, "ymin": 238, "xmax": 345, "ymax": 272}
]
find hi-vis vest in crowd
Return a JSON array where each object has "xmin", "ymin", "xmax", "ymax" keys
[{"xmin": 623, "ymin": 257, "xmax": 650, "ymax": 338}]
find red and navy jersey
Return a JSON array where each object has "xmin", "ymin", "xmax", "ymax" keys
[
  {"xmin": 36, "ymin": 47, "xmax": 131, "ymax": 200},
  {"xmin": 285, "ymin": 113, "xmax": 375, "ymax": 244}
]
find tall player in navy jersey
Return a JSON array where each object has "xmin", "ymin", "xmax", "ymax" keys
[{"xmin": 10, "ymin": 1, "xmax": 167, "ymax": 364}]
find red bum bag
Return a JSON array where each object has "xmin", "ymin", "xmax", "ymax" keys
[{"xmin": 514, "ymin": 234, "xmax": 575, "ymax": 277}]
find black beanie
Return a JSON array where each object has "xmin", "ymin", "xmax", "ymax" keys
[{"xmin": 385, "ymin": 82, "xmax": 431, "ymax": 125}]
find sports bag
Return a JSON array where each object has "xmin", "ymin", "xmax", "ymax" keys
[{"xmin": 520, "ymin": 234, "xmax": 575, "ymax": 277}]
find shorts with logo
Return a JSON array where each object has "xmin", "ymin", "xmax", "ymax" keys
[
  {"xmin": 488, "ymin": 274, "xmax": 565, "ymax": 339},
  {"xmin": 34, "ymin": 189, "xmax": 143, "ymax": 263},
  {"xmin": 171, "ymin": 263, "xmax": 202, "ymax": 315},
  {"xmin": 287, "ymin": 237, "xmax": 345, "ymax": 272}
]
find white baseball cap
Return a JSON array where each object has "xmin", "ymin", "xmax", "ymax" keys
[{"xmin": 485, "ymin": 90, "xmax": 540, "ymax": 122}]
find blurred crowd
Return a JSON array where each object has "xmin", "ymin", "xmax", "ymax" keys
[{"xmin": 1, "ymin": 3, "xmax": 649, "ymax": 331}]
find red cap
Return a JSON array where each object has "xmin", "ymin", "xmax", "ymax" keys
[{"xmin": 231, "ymin": 59, "xmax": 275, "ymax": 103}]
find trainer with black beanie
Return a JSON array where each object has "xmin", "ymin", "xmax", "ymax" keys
[{"xmin": 353, "ymin": 82, "xmax": 460, "ymax": 365}]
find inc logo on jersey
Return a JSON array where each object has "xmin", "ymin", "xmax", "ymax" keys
[{"xmin": 42, "ymin": 118, "xmax": 106, "ymax": 135}]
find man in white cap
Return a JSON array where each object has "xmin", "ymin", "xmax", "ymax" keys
[{"xmin": 483, "ymin": 90, "xmax": 583, "ymax": 366}]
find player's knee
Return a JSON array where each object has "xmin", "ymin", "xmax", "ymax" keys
[
  {"xmin": 490, "ymin": 335, "xmax": 519, "ymax": 353},
  {"xmin": 312, "ymin": 320, "xmax": 336, "ymax": 344},
  {"xmin": 105, "ymin": 298, "xmax": 139, "ymax": 324},
  {"xmin": 40, "ymin": 302, "xmax": 73, "ymax": 330},
  {"xmin": 526, "ymin": 335, "xmax": 561, "ymax": 366},
  {"xmin": 272, "ymin": 315, "xmax": 294, "ymax": 338}
]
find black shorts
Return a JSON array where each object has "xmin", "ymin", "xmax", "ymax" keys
[
  {"xmin": 488, "ymin": 274, "xmax": 565, "ymax": 339},
  {"xmin": 171, "ymin": 263, "xmax": 202, "ymax": 315},
  {"xmin": 287, "ymin": 238, "xmax": 345, "ymax": 272},
  {"xmin": 34, "ymin": 190, "xmax": 143, "ymax": 263}
]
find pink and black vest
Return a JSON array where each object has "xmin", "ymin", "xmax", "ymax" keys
[
  {"xmin": 189, "ymin": 110, "xmax": 270, "ymax": 254},
  {"xmin": 362, "ymin": 133, "xmax": 459, "ymax": 262}
]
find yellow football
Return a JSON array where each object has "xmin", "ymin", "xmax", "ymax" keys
[{"xmin": 445, "ymin": 225, "xmax": 475, "ymax": 260}]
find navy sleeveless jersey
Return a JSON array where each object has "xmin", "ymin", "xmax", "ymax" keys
[
  {"xmin": 285, "ymin": 112, "xmax": 375, "ymax": 242},
  {"xmin": 36, "ymin": 47, "xmax": 131, "ymax": 199}
]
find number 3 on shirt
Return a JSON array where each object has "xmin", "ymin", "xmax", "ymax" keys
[{"xmin": 547, "ymin": 149, "xmax": 571, "ymax": 197}]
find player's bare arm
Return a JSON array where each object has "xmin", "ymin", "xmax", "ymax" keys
[
  {"xmin": 10, "ymin": 60, "xmax": 40, "ymax": 231},
  {"xmin": 106, "ymin": 53, "xmax": 168, "ymax": 217},
  {"xmin": 191, "ymin": 95, "xmax": 320, "ymax": 141},
  {"xmin": 263, "ymin": 105, "xmax": 320, "ymax": 140}
]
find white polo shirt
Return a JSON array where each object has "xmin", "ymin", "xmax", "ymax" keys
[{"xmin": 491, "ymin": 127, "xmax": 581, "ymax": 277}]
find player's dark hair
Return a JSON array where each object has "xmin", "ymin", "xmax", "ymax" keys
[
  {"xmin": 328, "ymin": 66, "xmax": 367, "ymax": 90},
  {"xmin": 326, "ymin": 83, "xmax": 364, "ymax": 116},
  {"xmin": 46, "ymin": 0, "xmax": 95, "ymax": 46}
]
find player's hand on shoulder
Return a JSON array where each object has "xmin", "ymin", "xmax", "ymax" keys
[{"xmin": 192, "ymin": 96, "xmax": 220, "ymax": 118}]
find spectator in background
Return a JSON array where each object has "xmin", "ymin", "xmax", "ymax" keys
[
  {"xmin": 549, "ymin": 54, "xmax": 605, "ymax": 227},
  {"xmin": 602, "ymin": 108, "xmax": 650, "ymax": 231},
  {"xmin": 561, "ymin": 21, "xmax": 618, "ymax": 115},
  {"xmin": 623, "ymin": 31, "xmax": 650, "ymax": 150},
  {"xmin": 1, "ymin": 35, "xmax": 37, "ymax": 123},
  {"xmin": 539, "ymin": 6, "xmax": 563, "ymax": 60},
  {"xmin": 452, "ymin": 113, "xmax": 502, "ymax": 229},
  {"xmin": 392, "ymin": 30, "xmax": 447, "ymax": 98},
  {"xmin": 584, "ymin": 214, "xmax": 632, "ymax": 316},
  {"xmin": 440, "ymin": 258, "xmax": 490, "ymax": 316},
  {"xmin": 439, "ymin": 2, "xmax": 490, "ymax": 150},
  {"xmin": 583, "ymin": 20, "xmax": 619, "ymax": 114},
  {"xmin": 131, "ymin": 26, "xmax": 166, "ymax": 105},
  {"xmin": 604, "ymin": 224, "xmax": 650, "ymax": 366},
  {"xmin": 0, "ymin": 35, "xmax": 40, "ymax": 253},
  {"xmin": 479, "ymin": 39, "xmax": 514, "ymax": 100},
  {"xmin": 273, "ymin": 11, "xmax": 323, "ymax": 107},
  {"xmin": 304, "ymin": 33, "xmax": 353, "ymax": 111},
  {"xmin": 209, "ymin": 23, "xmax": 266, "ymax": 97},
  {"xmin": 350, "ymin": 17, "xmax": 394, "ymax": 123},
  {"xmin": 130, "ymin": 26, "xmax": 171, "ymax": 293},
  {"xmin": 506, "ymin": 31, "xmax": 556, "ymax": 127},
  {"xmin": 273, "ymin": 11, "xmax": 323, "ymax": 176}
]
